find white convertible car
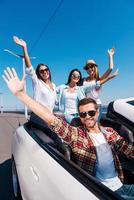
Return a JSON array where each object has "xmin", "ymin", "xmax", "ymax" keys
[{"xmin": 12, "ymin": 98, "xmax": 134, "ymax": 200}]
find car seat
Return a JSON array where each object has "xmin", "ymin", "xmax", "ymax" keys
[{"xmin": 29, "ymin": 112, "xmax": 74, "ymax": 161}]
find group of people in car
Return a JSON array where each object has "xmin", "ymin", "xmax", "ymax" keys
[
  {"xmin": 13, "ymin": 36, "xmax": 118, "ymax": 126},
  {"xmin": 2, "ymin": 36, "xmax": 134, "ymax": 200}
]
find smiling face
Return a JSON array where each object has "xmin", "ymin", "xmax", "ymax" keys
[
  {"xmin": 70, "ymin": 70, "xmax": 81, "ymax": 84},
  {"xmin": 78, "ymin": 102, "xmax": 99, "ymax": 129},
  {"xmin": 86, "ymin": 64, "xmax": 97, "ymax": 78},
  {"xmin": 38, "ymin": 65, "xmax": 50, "ymax": 81}
]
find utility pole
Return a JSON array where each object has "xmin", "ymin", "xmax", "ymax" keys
[{"xmin": 0, "ymin": 92, "xmax": 4, "ymax": 114}]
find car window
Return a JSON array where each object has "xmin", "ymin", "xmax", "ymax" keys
[{"xmin": 127, "ymin": 100, "xmax": 134, "ymax": 106}]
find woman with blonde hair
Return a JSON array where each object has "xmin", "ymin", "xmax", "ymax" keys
[{"xmin": 83, "ymin": 48, "xmax": 118, "ymax": 106}]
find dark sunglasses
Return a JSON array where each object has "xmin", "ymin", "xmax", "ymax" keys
[
  {"xmin": 79, "ymin": 110, "xmax": 97, "ymax": 118},
  {"xmin": 86, "ymin": 64, "xmax": 97, "ymax": 70},
  {"xmin": 39, "ymin": 68, "xmax": 49, "ymax": 73},
  {"xmin": 72, "ymin": 74, "xmax": 80, "ymax": 78}
]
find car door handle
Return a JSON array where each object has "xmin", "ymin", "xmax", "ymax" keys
[{"xmin": 30, "ymin": 166, "xmax": 39, "ymax": 182}]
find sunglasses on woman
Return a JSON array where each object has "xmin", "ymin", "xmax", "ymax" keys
[
  {"xmin": 86, "ymin": 64, "xmax": 97, "ymax": 71},
  {"xmin": 79, "ymin": 110, "xmax": 97, "ymax": 118},
  {"xmin": 72, "ymin": 74, "xmax": 80, "ymax": 78},
  {"xmin": 39, "ymin": 68, "xmax": 49, "ymax": 74}
]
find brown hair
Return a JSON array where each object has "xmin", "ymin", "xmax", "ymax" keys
[
  {"xmin": 77, "ymin": 98, "xmax": 98, "ymax": 112},
  {"xmin": 36, "ymin": 64, "xmax": 52, "ymax": 81}
]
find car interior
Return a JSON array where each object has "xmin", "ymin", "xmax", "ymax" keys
[
  {"xmin": 21, "ymin": 109, "xmax": 131, "ymax": 200},
  {"xmin": 25, "ymin": 117, "xmax": 75, "ymax": 162},
  {"xmin": 25, "ymin": 108, "xmax": 134, "ymax": 185},
  {"xmin": 24, "ymin": 119, "xmax": 123, "ymax": 200},
  {"xmin": 100, "ymin": 103, "xmax": 134, "ymax": 184}
]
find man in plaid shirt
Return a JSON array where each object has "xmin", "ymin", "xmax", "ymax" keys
[{"xmin": 3, "ymin": 68, "xmax": 134, "ymax": 200}]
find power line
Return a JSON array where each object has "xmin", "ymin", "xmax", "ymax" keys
[{"xmin": 30, "ymin": 0, "xmax": 64, "ymax": 53}]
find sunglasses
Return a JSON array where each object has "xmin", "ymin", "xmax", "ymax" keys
[
  {"xmin": 79, "ymin": 110, "xmax": 97, "ymax": 118},
  {"xmin": 39, "ymin": 68, "xmax": 49, "ymax": 74},
  {"xmin": 86, "ymin": 64, "xmax": 97, "ymax": 70},
  {"xmin": 72, "ymin": 74, "xmax": 80, "ymax": 79}
]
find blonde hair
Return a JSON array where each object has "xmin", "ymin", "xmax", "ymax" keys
[{"xmin": 94, "ymin": 66, "xmax": 99, "ymax": 81}]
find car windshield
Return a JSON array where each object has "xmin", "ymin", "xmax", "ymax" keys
[{"xmin": 127, "ymin": 100, "xmax": 134, "ymax": 106}]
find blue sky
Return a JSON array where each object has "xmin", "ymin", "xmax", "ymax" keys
[{"xmin": 0, "ymin": 0, "xmax": 134, "ymax": 109}]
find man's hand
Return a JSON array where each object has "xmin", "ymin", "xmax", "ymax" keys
[
  {"xmin": 13, "ymin": 36, "xmax": 27, "ymax": 48},
  {"xmin": 107, "ymin": 48, "xmax": 115, "ymax": 57},
  {"xmin": 2, "ymin": 67, "xmax": 25, "ymax": 96}
]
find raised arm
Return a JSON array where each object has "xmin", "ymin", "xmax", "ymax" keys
[
  {"xmin": 13, "ymin": 36, "xmax": 32, "ymax": 68},
  {"xmin": 99, "ymin": 69, "xmax": 119, "ymax": 85},
  {"xmin": 2, "ymin": 67, "xmax": 55, "ymax": 125},
  {"xmin": 100, "ymin": 48, "xmax": 115, "ymax": 80}
]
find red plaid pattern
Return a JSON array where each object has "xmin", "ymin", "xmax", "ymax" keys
[{"xmin": 50, "ymin": 117, "xmax": 134, "ymax": 182}]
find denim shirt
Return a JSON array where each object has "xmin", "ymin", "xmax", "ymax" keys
[{"xmin": 56, "ymin": 81, "xmax": 100, "ymax": 113}]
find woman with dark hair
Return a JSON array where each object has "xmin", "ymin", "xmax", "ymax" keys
[
  {"xmin": 56, "ymin": 68, "xmax": 85, "ymax": 125},
  {"xmin": 13, "ymin": 36, "xmax": 56, "ymax": 112},
  {"xmin": 35, "ymin": 64, "xmax": 52, "ymax": 82},
  {"xmin": 66, "ymin": 68, "xmax": 83, "ymax": 86},
  {"xmin": 56, "ymin": 68, "xmax": 117, "ymax": 126}
]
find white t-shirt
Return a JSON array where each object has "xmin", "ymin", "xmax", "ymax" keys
[
  {"xmin": 26, "ymin": 66, "xmax": 57, "ymax": 112},
  {"xmin": 89, "ymin": 132, "xmax": 123, "ymax": 191},
  {"xmin": 83, "ymin": 80, "xmax": 101, "ymax": 105},
  {"xmin": 64, "ymin": 89, "xmax": 78, "ymax": 114}
]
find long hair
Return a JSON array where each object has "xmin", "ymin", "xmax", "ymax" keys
[
  {"xmin": 85, "ymin": 64, "xmax": 99, "ymax": 81},
  {"xmin": 66, "ymin": 68, "xmax": 83, "ymax": 86},
  {"xmin": 94, "ymin": 66, "xmax": 99, "ymax": 81},
  {"xmin": 87, "ymin": 65, "xmax": 99, "ymax": 81},
  {"xmin": 35, "ymin": 64, "xmax": 52, "ymax": 81}
]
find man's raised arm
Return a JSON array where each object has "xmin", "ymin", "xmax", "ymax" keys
[{"xmin": 2, "ymin": 67, "xmax": 55, "ymax": 125}]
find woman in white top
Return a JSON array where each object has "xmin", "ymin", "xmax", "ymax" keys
[
  {"xmin": 13, "ymin": 36, "xmax": 57, "ymax": 131},
  {"xmin": 83, "ymin": 48, "xmax": 117, "ymax": 106},
  {"xmin": 13, "ymin": 36, "xmax": 57, "ymax": 112},
  {"xmin": 57, "ymin": 68, "xmax": 86, "ymax": 126}
]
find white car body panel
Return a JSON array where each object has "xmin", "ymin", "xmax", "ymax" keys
[
  {"xmin": 12, "ymin": 126, "xmax": 99, "ymax": 200},
  {"xmin": 113, "ymin": 97, "xmax": 134, "ymax": 123},
  {"xmin": 12, "ymin": 97, "xmax": 134, "ymax": 200}
]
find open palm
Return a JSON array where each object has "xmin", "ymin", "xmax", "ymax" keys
[
  {"xmin": 107, "ymin": 48, "xmax": 115, "ymax": 56},
  {"xmin": 13, "ymin": 36, "xmax": 26, "ymax": 48},
  {"xmin": 3, "ymin": 67, "xmax": 25, "ymax": 95}
]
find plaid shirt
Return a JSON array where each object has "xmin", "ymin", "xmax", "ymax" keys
[{"xmin": 50, "ymin": 117, "xmax": 134, "ymax": 182}]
